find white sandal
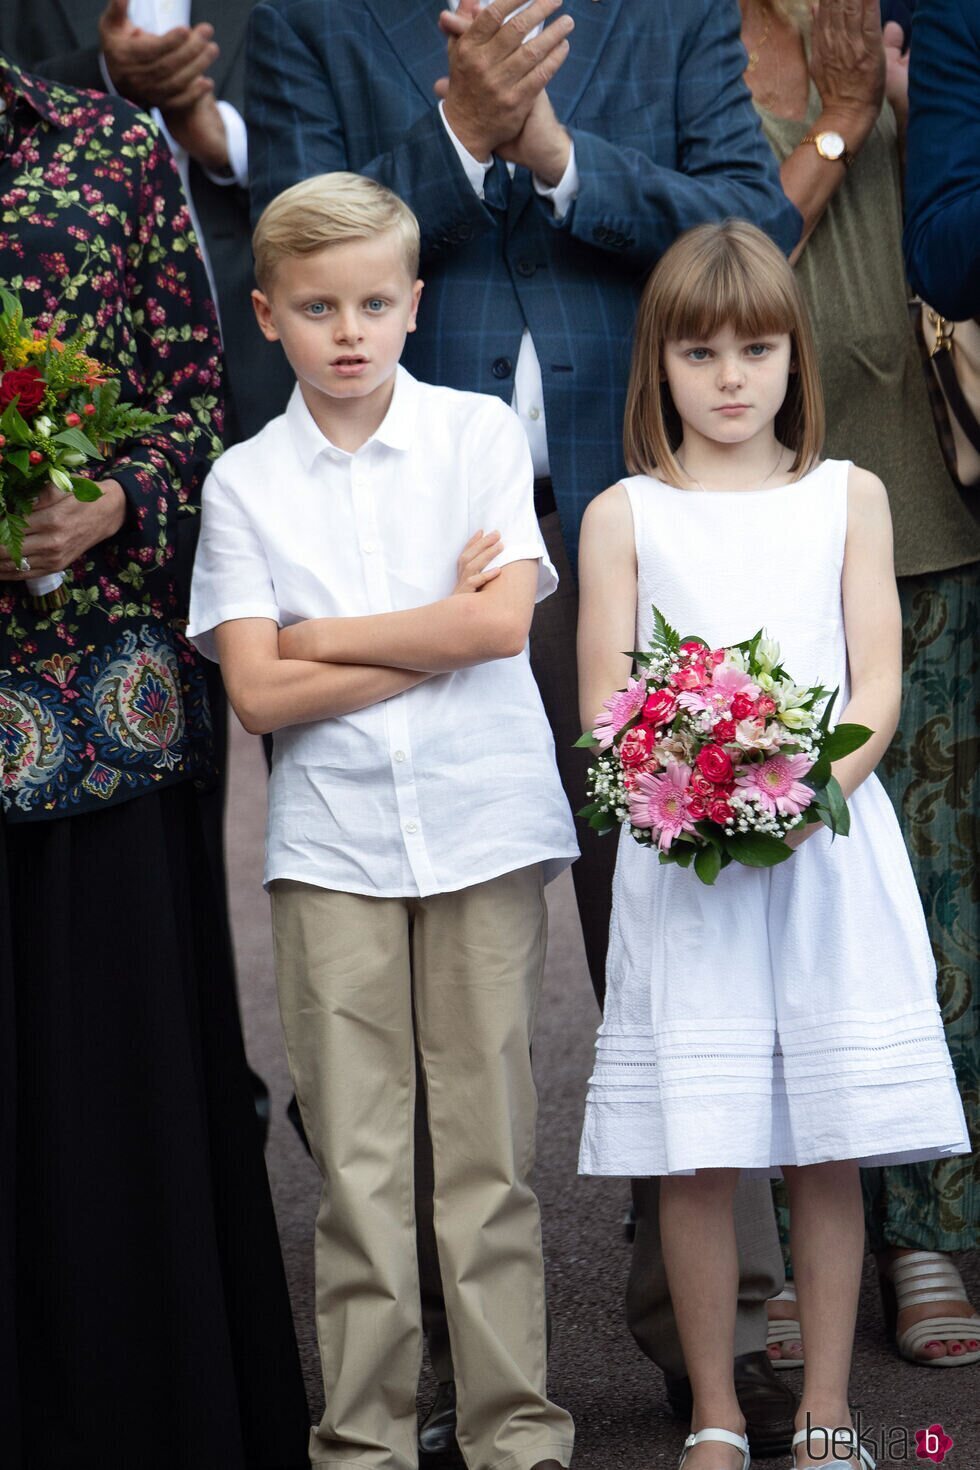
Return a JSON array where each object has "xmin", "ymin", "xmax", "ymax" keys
[
  {"xmin": 766, "ymin": 1283, "xmax": 803, "ymax": 1369},
  {"xmin": 792, "ymin": 1425, "xmax": 875, "ymax": 1469},
  {"xmin": 878, "ymin": 1249, "xmax": 980, "ymax": 1367},
  {"xmin": 678, "ymin": 1427, "xmax": 750, "ymax": 1470}
]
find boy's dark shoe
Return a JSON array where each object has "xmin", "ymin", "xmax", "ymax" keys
[
  {"xmin": 418, "ymin": 1383, "xmax": 464, "ymax": 1466},
  {"xmin": 663, "ymin": 1350, "xmax": 797, "ymax": 1459}
]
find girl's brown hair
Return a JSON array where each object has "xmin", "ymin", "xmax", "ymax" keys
[{"xmin": 623, "ymin": 218, "xmax": 824, "ymax": 486}]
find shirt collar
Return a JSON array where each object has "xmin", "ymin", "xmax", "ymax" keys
[
  {"xmin": 0, "ymin": 54, "xmax": 72, "ymax": 129},
  {"xmin": 286, "ymin": 364, "xmax": 419, "ymax": 470}
]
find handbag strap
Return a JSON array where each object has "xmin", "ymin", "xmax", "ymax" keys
[{"xmin": 932, "ymin": 333, "xmax": 980, "ymax": 456}]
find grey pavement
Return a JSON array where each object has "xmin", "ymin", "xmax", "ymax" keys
[{"xmin": 226, "ymin": 716, "xmax": 979, "ymax": 1470}]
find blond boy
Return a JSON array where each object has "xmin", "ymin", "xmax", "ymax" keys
[{"xmin": 187, "ymin": 173, "xmax": 576, "ymax": 1470}]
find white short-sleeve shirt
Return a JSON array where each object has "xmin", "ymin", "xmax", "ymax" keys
[{"xmin": 188, "ymin": 367, "xmax": 579, "ymax": 897}]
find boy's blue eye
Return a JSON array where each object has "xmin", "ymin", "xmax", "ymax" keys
[
  {"xmin": 365, "ymin": 299, "xmax": 386, "ymax": 312},
  {"xmin": 307, "ymin": 302, "xmax": 327, "ymax": 316}
]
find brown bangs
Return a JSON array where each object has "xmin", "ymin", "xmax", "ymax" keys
[{"xmin": 624, "ymin": 219, "xmax": 824, "ymax": 487}]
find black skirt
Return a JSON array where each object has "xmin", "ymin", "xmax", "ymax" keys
[{"xmin": 0, "ymin": 783, "xmax": 310, "ymax": 1469}]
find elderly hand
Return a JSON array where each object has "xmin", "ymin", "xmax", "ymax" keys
[
  {"xmin": 162, "ymin": 91, "xmax": 230, "ymax": 173},
  {"xmin": 882, "ymin": 20, "xmax": 909, "ymax": 133},
  {"xmin": 99, "ymin": 0, "xmax": 218, "ymax": 111},
  {"xmin": 0, "ymin": 479, "xmax": 127, "ymax": 581},
  {"xmin": 437, "ymin": 0, "xmax": 573, "ymax": 160},
  {"xmin": 810, "ymin": 0, "xmax": 885, "ymax": 143}
]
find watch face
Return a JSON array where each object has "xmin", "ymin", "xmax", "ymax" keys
[{"xmin": 818, "ymin": 131, "xmax": 846, "ymax": 160}]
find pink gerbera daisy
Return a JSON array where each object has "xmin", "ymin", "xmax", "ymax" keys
[
  {"xmin": 592, "ymin": 676, "xmax": 647, "ymax": 750},
  {"xmin": 736, "ymin": 753, "xmax": 815, "ymax": 816},
  {"xmin": 628, "ymin": 760, "xmax": 698, "ymax": 850}
]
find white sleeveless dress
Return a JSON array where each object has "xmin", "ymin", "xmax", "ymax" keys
[{"xmin": 578, "ymin": 462, "xmax": 969, "ymax": 1176}]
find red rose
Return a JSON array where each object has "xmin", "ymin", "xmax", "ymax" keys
[
  {"xmin": 0, "ymin": 366, "xmax": 46, "ymax": 418},
  {"xmin": 688, "ymin": 796, "xmax": 707, "ymax": 819},
  {"xmin": 731, "ymin": 692, "xmax": 757, "ymax": 722},
  {"xmin": 713, "ymin": 718, "xmax": 736, "ymax": 743},
  {"xmin": 619, "ymin": 724, "xmax": 655, "ymax": 768},
  {"xmin": 708, "ymin": 797, "xmax": 733, "ymax": 825},
  {"xmin": 679, "ymin": 640, "xmax": 706, "ymax": 661},
  {"xmin": 757, "ymin": 695, "xmax": 777, "ymax": 716},
  {"xmin": 691, "ymin": 770, "xmax": 715, "ymax": 798},
  {"xmin": 642, "ymin": 688, "xmax": 677, "ymax": 727},
  {"xmin": 670, "ymin": 664, "xmax": 706, "ymax": 691},
  {"xmin": 696, "ymin": 744, "xmax": 734, "ymax": 784}
]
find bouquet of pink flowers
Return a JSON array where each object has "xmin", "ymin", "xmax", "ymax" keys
[{"xmin": 576, "ymin": 608, "xmax": 871, "ymax": 884}]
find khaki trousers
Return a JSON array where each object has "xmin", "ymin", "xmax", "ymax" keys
[{"xmin": 271, "ymin": 867, "xmax": 574, "ymax": 1470}]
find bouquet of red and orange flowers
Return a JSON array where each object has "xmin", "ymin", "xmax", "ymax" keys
[
  {"xmin": 576, "ymin": 608, "xmax": 871, "ymax": 884},
  {"xmin": 0, "ymin": 288, "xmax": 167, "ymax": 608}
]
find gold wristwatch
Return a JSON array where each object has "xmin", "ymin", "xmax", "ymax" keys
[{"xmin": 800, "ymin": 130, "xmax": 854, "ymax": 167}]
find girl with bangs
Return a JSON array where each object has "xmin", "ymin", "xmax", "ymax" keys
[{"xmin": 576, "ymin": 220, "xmax": 968, "ymax": 1470}]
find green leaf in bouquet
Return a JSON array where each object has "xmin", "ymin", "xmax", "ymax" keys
[
  {"xmin": 817, "ymin": 685, "xmax": 839, "ymax": 734},
  {"xmin": 650, "ymin": 604, "xmax": 681, "ymax": 658},
  {"xmin": 724, "ymin": 832, "xmax": 794, "ymax": 868},
  {"xmin": 577, "ymin": 802, "xmax": 601, "ymax": 820},
  {"xmin": 0, "ymin": 400, "xmax": 33, "ymax": 445},
  {"xmin": 680, "ymin": 634, "xmax": 710, "ymax": 649},
  {"xmin": 821, "ymin": 723, "xmax": 873, "ymax": 762},
  {"xmin": 4, "ymin": 447, "xmax": 32, "ymax": 475},
  {"xmin": 659, "ymin": 844, "xmax": 695, "ymax": 868},
  {"xmin": 69, "ymin": 475, "xmax": 104, "ymax": 502},
  {"xmin": 804, "ymin": 751, "xmax": 832, "ymax": 789},
  {"xmin": 694, "ymin": 844, "xmax": 723, "ymax": 885},
  {"xmin": 0, "ymin": 286, "xmax": 23, "ymax": 324},
  {"xmin": 588, "ymin": 810, "xmax": 619, "ymax": 835},
  {"xmin": 574, "ymin": 730, "xmax": 598, "ymax": 748},
  {"xmin": 52, "ymin": 425, "xmax": 100, "ymax": 457},
  {"xmin": 816, "ymin": 775, "xmax": 850, "ymax": 837}
]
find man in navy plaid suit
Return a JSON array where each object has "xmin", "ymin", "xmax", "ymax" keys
[{"xmin": 246, "ymin": 1, "xmax": 801, "ymax": 1459}]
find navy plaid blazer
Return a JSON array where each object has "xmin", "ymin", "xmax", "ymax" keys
[{"xmin": 246, "ymin": 0, "xmax": 800, "ymax": 567}]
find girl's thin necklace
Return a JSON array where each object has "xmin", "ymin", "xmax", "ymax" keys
[{"xmin": 677, "ymin": 446, "xmax": 787, "ymax": 493}]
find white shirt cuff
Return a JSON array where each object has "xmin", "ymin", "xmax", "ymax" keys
[
  {"xmin": 209, "ymin": 101, "xmax": 248, "ymax": 187},
  {"xmin": 98, "ymin": 51, "xmax": 118, "ymax": 95},
  {"xmin": 438, "ymin": 100, "xmax": 492, "ymax": 200},
  {"xmin": 532, "ymin": 139, "xmax": 579, "ymax": 221}
]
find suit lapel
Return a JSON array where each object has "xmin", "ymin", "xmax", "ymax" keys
[
  {"xmin": 360, "ymin": 0, "xmax": 449, "ymax": 106},
  {"xmin": 47, "ymin": 0, "xmax": 105, "ymax": 49},
  {"xmin": 546, "ymin": 0, "xmax": 624, "ymax": 124}
]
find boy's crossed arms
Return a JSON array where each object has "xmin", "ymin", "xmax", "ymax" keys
[{"xmin": 216, "ymin": 530, "xmax": 538, "ymax": 735}]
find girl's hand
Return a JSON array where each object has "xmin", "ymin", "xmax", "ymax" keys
[
  {"xmin": 785, "ymin": 819, "xmax": 822, "ymax": 851},
  {"xmin": 810, "ymin": 0, "xmax": 885, "ymax": 142},
  {"xmin": 0, "ymin": 478, "xmax": 126, "ymax": 579},
  {"xmin": 453, "ymin": 529, "xmax": 503, "ymax": 594}
]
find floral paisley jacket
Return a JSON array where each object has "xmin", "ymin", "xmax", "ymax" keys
[{"xmin": 0, "ymin": 56, "xmax": 224, "ymax": 822}]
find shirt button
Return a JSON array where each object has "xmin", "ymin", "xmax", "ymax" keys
[
  {"xmin": 404, "ymin": 821, "xmax": 419, "ymax": 835},
  {"xmin": 492, "ymin": 357, "xmax": 513, "ymax": 380},
  {"xmin": 528, "ymin": 406, "xmax": 541, "ymax": 421},
  {"xmin": 393, "ymin": 750, "xmax": 406, "ymax": 763}
]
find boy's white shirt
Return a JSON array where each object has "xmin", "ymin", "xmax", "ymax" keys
[{"xmin": 187, "ymin": 366, "xmax": 579, "ymax": 898}]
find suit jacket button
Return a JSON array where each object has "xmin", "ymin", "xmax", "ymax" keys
[
  {"xmin": 516, "ymin": 259, "xmax": 536, "ymax": 277},
  {"xmin": 593, "ymin": 225, "xmax": 610, "ymax": 243},
  {"xmin": 492, "ymin": 357, "xmax": 513, "ymax": 379}
]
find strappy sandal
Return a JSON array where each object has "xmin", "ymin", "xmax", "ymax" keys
[
  {"xmin": 792, "ymin": 1425, "xmax": 875, "ymax": 1469},
  {"xmin": 766, "ymin": 1283, "xmax": 803, "ymax": 1369},
  {"xmin": 878, "ymin": 1249, "xmax": 980, "ymax": 1366},
  {"xmin": 678, "ymin": 1427, "xmax": 751, "ymax": 1470}
]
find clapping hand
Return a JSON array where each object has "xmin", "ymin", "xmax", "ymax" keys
[
  {"xmin": 99, "ymin": 0, "xmax": 218, "ymax": 111},
  {"xmin": 810, "ymin": 0, "xmax": 885, "ymax": 145},
  {"xmin": 882, "ymin": 20, "xmax": 909, "ymax": 132},
  {"xmin": 162, "ymin": 92, "xmax": 231, "ymax": 174},
  {"xmin": 435, "ymin": 0, "xmax": 573, "ymax": 171}
]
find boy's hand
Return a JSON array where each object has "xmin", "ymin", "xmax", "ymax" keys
[{"xmin": 453, "ymin": 529, "xmax": 503, "ymax": 593}]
